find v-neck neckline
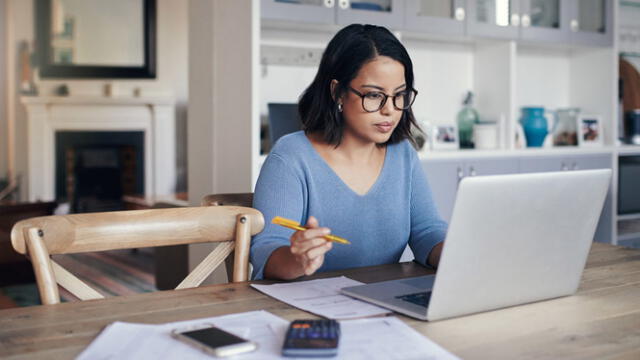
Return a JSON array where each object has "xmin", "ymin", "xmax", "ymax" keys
[{"xmin": 302, "ymin": 133, "xmax": 390, "ymax": 197}]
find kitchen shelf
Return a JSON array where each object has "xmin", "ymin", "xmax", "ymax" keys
[
  {"xmin": 617, "ymin": 213, "xmax": 640, "ymax": 221},
  {"xmin": 620, "ymin": 1, "xmax": 640, "ymax": 9},
  {"xmin": 618, "ymin": 232, "xmax": 640, "ymax": 242},
  {"xmin": 617, "ymin": 145, "xmax": 640, "ymax": 155},
  {"xmin": 419, "ymin": 147, "xmax": 615, "ymax": 160}
]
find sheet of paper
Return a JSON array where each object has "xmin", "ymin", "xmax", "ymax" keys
[
  {"xmin": 76, "ymin": 310, "xmax": 290, "ymax": 360},
  {"xmin": 251, "ymin": 276, "xmax": 391, "ymax": 319},
  {"xmin": 339, "ymin": 317, "xmax": 460, "ymax": 360},
  {"xmin": 77, "ymin": 311, "xmax": 459, "ymax": 360}
]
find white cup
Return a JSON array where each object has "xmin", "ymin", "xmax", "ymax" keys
[{"xmin": 473, "ymin": 123, "xmax": 498, "ymax": 149}]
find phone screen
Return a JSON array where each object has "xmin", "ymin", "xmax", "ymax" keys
[{"xmin": 180, "ymin": 327, "xmax": 247, "ymax": 348}]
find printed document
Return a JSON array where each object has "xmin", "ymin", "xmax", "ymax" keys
[
  {"xmin": 251, "ymin": 276, "xmax": 390, "ymax": 319},
  {"xmin": 77, "ymin": 310, "xmax": 459, "ymax": 360}
]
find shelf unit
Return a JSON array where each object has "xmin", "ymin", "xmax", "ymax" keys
[{"xmin": 257, "ymin": 0, "xmax": 640, "ymax": 247}]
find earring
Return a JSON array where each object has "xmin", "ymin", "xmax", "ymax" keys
[{"xmin": 337, "ymin": 103, "xmax": 343, "ymax": 112}]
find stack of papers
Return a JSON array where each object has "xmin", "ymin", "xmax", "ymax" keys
[
  {"xmin": 251, "ymin": 276, "xmax": 391, "ymax": 319},
  {"xmin": 78, "ymin": 310, "xmax": 459, "ymax": 360}
]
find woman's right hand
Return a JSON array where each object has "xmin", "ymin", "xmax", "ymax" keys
[{"xmin": 289, "ymin": 216, "xmax": 333, "ymax": 276}]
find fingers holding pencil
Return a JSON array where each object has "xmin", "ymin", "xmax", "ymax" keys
[
  {"xmin": 272, "ymin": 216, "xmax": 351, "ymax": 244},
  {"xmin": 289, "ymin": 216, "xmax": 333, "ymax": 276}
]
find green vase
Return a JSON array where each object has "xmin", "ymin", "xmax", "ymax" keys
[{"xmin": 457, "ymin": 92, "xmax": 479, "ymax": 148}]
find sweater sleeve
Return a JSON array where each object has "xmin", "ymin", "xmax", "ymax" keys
[
  {"xmin": 407, "ymin": 152, "xmax": 448, "ymax": 267},
  {"xmin": 250, "ymin": 153, "xmax": 306, "ymax": 280}
]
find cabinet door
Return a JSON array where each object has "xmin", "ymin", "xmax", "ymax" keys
[
  {"xmin": 519, "ymin": 0, "xmax": 571, "ymax": 44},
  {"xmin": 518, "ymin": 155, "xmax": 568, "ymax": 173},
  {"xmin": 261, "ymin": 0, "xmax": 336, "ymax": 25},
  {"xmin": 569, "ymin": 153, "xmax": 611, "ymax": 170},
  {"xmin": 571, "ymin": 153, "xmax": 613, "ymax": 244},
  {"xmin": 464, "ymin": 157, "xmax": 520, "ymax": 177},
  {"xmin": 422, "ymin": 157, "xmax": 519, "ymax": 222},
  {"xmin": 568, "ymin": 0, "xmax": 613, "ymax": 47},
  {"xmin": 422, "ymin": 159, "xmax": 463, "ymax": 223},
  {"xmin": 467, "ymin": 0, "xmax": 520, "ymax": 39},
  {"xmin": 520, "ymin": 154, "xmax": 613, "ymax": 244},
  {"xmin": 336, "ymin": 0, "xmax": 404, "ymax": 28},
  {"xmin": 404, "ymin": 0, "xmax": 466, "ymax": 36}
]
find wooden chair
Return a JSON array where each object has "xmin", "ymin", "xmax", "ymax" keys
[
  {"xmin": 201, "ymin": 193, "xmax": 254, "ymax": 282},
  {"xmin": 10, "ymin": 206, "xmax": 264, "ymax": 305}
]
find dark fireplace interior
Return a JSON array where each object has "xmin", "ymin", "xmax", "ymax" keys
[{"xmin": 55, "ymin": 131, "xmax": 144, "ymax": 213}]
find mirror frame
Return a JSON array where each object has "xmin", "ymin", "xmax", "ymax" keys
[{"xmin": 36, "ymin": 0, "xmax": 156, "ymax": 79}]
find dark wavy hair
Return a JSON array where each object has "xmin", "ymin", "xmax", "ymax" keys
[{"xmin": 298, "ymin": 24, "xmax": 420, "ymax": 146}]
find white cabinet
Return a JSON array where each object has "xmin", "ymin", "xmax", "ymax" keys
[
  {"xmin": 403, "ymin": 0, "xmax": 466, "ymax": 36},
  {"xmin": 261, "ymin": 0, "xmax": 335, "ymax": 25},
  {"xmin": 263, "ymin": 0, "xmax": 613, "ymax": 47},
  {"xmin": 423, "ymin": 157, "xmax": 519, "ymax": 222},
  {"xmin": 422, "ymin": 153, "xmax": 613, "ymax": 244},
  {"xmin": 466, "ymin": 0, "xmax": 521, "ymax": 39},
  {"xmin": 466, "ymin": 0, "xmax": 613, "ymax": 46},
  {"xmin": 518, "ymin": 153, "xmax": 611, "ymax": 173},
  {"xmin": 518, "ymin": 153, "xmax": 613, "ymax": 244},
  {"xmin": 261, "ymin": 0, "xmax": 405, "ymax": 28}
]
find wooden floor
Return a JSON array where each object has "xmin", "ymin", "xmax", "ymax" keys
[{"xmin": 0, "ymin": 248, "xmax": 156, "ymax": 309}]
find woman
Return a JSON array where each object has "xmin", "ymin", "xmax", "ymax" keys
[{"xmin": 251, "ymin": 24, "xmax": 447, "ymax": 280}]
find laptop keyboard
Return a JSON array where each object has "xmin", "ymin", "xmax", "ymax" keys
[{"xmin": 395, "ymin": 291, "xmax": 432, "ymax": 308}]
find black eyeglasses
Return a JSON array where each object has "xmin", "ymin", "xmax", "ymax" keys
[{"xmin": 348, "ymin": 87, "xmax": 417, "ymax": 113}]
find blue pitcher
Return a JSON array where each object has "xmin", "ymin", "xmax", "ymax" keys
[{"xmin": 520, "ymin": 107, "xmax": 549, "ymax": 147}]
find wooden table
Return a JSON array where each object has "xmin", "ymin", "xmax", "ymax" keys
[{"xmin": 1, "ymin": 243, "xmax": 639, "ymax": 359}]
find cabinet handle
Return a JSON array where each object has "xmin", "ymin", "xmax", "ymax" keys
[
  {"xmin": 469, "ymin": 166, "xmax": 477, "ymax": 177},
  {"xmin": 454, "ymin": 7, "xmax": 465, "ymax": 21},
  {"xmin": 521, "ymin": 14, "xmax": 531, "ymax": 27},
  {"xmin": 324, "ymin": 0, "xmax": 335, "ymax": 8},
  {"xmin": 571, "ymin": 162, "xmax": 579, "ymax": 170},
  {"xmin": 561, "ymin": 162, "xmax": 569, "ymax": 171},
  {"xmin": 570, "ymin": 19, "xmax": 579, "ymax": 32},
  {"xmin": 511, "ymin": 14, "xmax": 520, "ymax": 27},
  {"xmin": 457, "ymin": 166, "xmax": 464, "ymax": 183}
]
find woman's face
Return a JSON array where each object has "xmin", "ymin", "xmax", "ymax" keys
[{"xmin": 339, "ymin": 55, "xmax": 406, "ymax": 145}]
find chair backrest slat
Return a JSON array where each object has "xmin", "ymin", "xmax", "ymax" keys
[
  {"xmin": 10, "ymin": 206, "xmax": 264, "ymax": 305},
  {"xmin": 11, "ymin": 206, "xmax": 263, "ymax": 255},
  {"xmin": 51, "ymin": 260, "xmax": 105, "ymax": 301}
]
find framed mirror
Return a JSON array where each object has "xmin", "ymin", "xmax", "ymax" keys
[{"xmin": 36, "ymin": 0, "xmax": 156, "ymax": 78}]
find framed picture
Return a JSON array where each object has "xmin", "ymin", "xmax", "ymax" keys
[
  {"xmin": 431, "ymin": 124, "xmax": 459, "ymax": 150},
  {"xmin": 577, "ymin": 115, "xmax": 603, "ymax": 147}
]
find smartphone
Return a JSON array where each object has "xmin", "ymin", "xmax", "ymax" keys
[{"xmin": 171, "ymin": 324, "xmax": 257, "ymax": 357}]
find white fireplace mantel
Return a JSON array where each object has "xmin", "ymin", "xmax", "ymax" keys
[{"xmin": 21, "ymin": 96, "xmax": 176, "ymax": 202}]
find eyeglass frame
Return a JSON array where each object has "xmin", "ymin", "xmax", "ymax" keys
[{"xmin": 346, "ymin": 86, "xmax": 418, "ymax": 113}]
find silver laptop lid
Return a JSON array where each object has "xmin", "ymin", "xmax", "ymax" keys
[{"xmin": 427, "ymin": 169, "xmax": 611, "ymax": 321}]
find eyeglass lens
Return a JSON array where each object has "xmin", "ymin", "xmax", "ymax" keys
[{"xmin": 362, "ymin": 90, "xmax": 415, "ymax": 112}]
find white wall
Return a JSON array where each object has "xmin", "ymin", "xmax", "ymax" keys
[
  {"xmin": 2, "ymin": 0, "xmax": 188, "ymax": 199},
  {"xmin": 516, "ymin": 46, "xmax": 571, "ymax": 110},
  {"xmin": 259, "ymin": 29, "xmax": 475, "ymax": 134},
  {"xmin": 0, "ymin": 0, "xmax": 7, "ymax": 180},
  {"xmin": 4, "ymin": 0, "xmax": 33, "ymax": 199},
  {"xmin": 405, "ymin": 39, "xmax": 474, "ymax": 127},
  {"xmin": 188, "ymin": 0, "xmax": 260, "ymax": 285}
]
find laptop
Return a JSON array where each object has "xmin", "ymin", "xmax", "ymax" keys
[{"xmin": 341, "ymin": 169, "xmax": 612, "ymax": 321}]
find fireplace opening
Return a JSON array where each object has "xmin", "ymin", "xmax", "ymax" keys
[{"xmin": 55, "ymin": 131, "xmax": 144, "ymax": 213}]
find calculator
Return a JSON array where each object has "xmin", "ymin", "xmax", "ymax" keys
[{"xmin": 282, "ymin": 319, "xmax": 340, "ymax": 357}]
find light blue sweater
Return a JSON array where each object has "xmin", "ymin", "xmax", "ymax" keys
[{"xmin": 251, "ymin": 131, "xmax": 448, "ymax": 280}]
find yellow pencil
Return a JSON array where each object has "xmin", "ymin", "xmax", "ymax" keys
[{"xmin": 272, "ymin": 216, "xmax": 351, "ymax": 245}]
